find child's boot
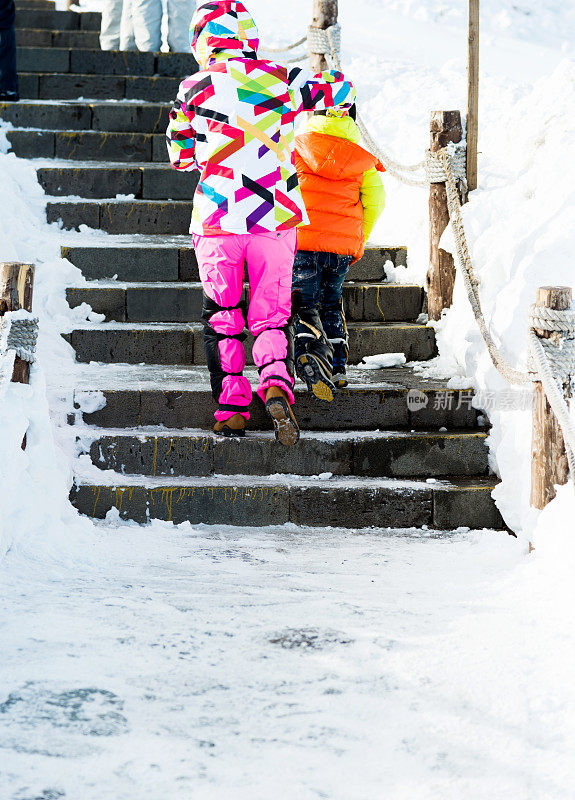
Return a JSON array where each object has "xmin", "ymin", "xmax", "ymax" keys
[
  {"xmin": 213, "ymin": 413, "xmax": 246, "ymax": 437},
  {"xmin": 332, "ymin": 367, "xmax": 348, "ymax": 389},
  {"xmin": 331, "ymin": 341, "xmax": 349, "ymax": 389},
  {"xmin": 294, "ymin": 307, "xmax": 335, "ymax": 402},
  {"xmin": 329, "ymin": 303, "xmax": 349, "ymax": 389},
  {"xmin": 265, "ymin": 386, "xmax": 300, "ymax": 446}
]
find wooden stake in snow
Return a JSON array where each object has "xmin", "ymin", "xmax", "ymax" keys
[
  {"xmin": 530, "ymin": 286, "xmax": 573, "ymax": 510},
  {"xmin": 310, "ymin": 0, "xmax": 338, "ymax": 72},
  {"xmin": 427, "ymin": 111, "xmax": 463, "ymax": 322},
  {"xmin": 0, "ymin": 263, "xmax": 35, "ymax": 450},
  {"xmin": 0, "ymin": 262, "xmax": 35, "ymax": 387},
  {"xmin": 467, "ymin": 0, "xmax": 479, "ymax": 192}
]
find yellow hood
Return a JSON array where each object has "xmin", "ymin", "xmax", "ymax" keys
[{"xmin": 306, "ymin": 114, "xmax": 362, "ymax": 145}]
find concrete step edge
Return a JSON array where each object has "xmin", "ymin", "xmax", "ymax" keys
[
  {"xmin": 79, "ymin": 427, "xmax": 487, "ymax": 442},
  {"xmin": 68, "ymin": 280, "xmax": 421, "ymax": 290},
  {"xmin": 67, "ymin": 321, "xmax": 430, "ymax": 332},
  {"xmin": 70, "ymin": 474, "xmax": 505, "ymax": 529}
]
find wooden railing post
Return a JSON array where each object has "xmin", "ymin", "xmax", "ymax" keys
[
  {"xmin": 310, "ymin": 0, "xmax": 338, "ymax": 72},
  {"xmin": 467, "ymin": 0, "xmax": 479, "ymax": 192},
  {"xmin": 427, "ymin": 110, "xmax": 463, "ymax": 321},
  {"xmin": 1, "ymin": 263, "xmax": 35, "ymax": 450},
  {"xmin": 530, "ymin": 286, "xmax": 573, "ymax": 510},
  {"xmin": 0, "ymin": 262, "xmax": 35, "ymax": 385}
]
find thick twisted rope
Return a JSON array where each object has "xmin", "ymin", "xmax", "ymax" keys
[
  {"xmin": 527, "ymin": 316, "xmax": 575, "ymax": 484},
  {"xmin": 282, "ymin": 22, "xmax": 575, "ymax": 483},
  {"xmin": 1, "ymin": 314, "xmax": 39, "ymax": 363},
  {"xmin": 311, "ymin": 25, "xmax": 429, "ymax": 185},
  {"xmin": 311, "ymin": 21, "xmax": 575, "ymax": 492},
  {"xmin": 440, "ymin": 149, "xmax": 532, "ymax": 386},
  {"xmin": 259, "ymin": 35, "xmax": 307, "ymax": 54},
  {"xmin": 259, "ymin": 35, "xmax": 308, "ymax": 64},
  {"xmin": 425, "ymin": 145, "xmax": 467, "ymax": 183}
]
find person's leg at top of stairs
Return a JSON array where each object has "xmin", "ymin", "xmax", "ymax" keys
[
  {"xmin": 130, "ymin": 0, "xmax": 162, "ymax": 51},
  {"xmin": 0, "ymin": 2, "xmax": 19, "ymax": 101},
  {"xmin": 166, "ymin": 0, "xmax": 196, "ymax": 52}
]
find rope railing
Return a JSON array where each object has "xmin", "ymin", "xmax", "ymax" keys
[
  {"xmin": 310, "ymin": 22, "xmax": 575, "ymax": 488},
  {"xmin": 1, "ymin": 312, "xmax": 39, "ymax": 364},
  {"xmin": 261, "ymin": 23, "xmax": 575, "ymax": 488}
]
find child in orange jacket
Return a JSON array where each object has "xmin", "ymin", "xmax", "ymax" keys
[{"xmin": 293, "ymin": 104, "xmax": 385, "ymax": 396}]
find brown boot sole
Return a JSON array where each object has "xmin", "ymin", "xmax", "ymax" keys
[
  {"xmin": 213, "ymin": 424, "xmax": 245, "ymax": 438},
  {"xmin": 265, "ymin": 396, "xmax": 300, "ymax": 446}
]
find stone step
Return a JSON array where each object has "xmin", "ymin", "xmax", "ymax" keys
[
  {"xmin": 65, "ymin": 322, "xmax": 437, "ymax": 365},
  {"xmin": 47, "ymin": 199, "xmax": 191, "ymax": 234},
  {"xmin": 69, "ymin": 474, "xmax": 504, "ymax": 530},
  {"xmin": 16, "ymin": 48, "xmax": 197, "ymax": 77},
  {"xmin": 66, "ymin": 281, "xmax": 423, "ymax": 324},
  {"xmin": 17, "ymin": 0, "xmax": 56, "ymax": 9},
  {"xmin": 7, "ymin": 128, "xmax": 167, "ymax": 161},
  {"xmin": 82, "ymin": 428, "xmax": 489, "ymax": 480},
  {"xmin": 38, "ymin": 163, "xmax": 198, "ymax": 200},
  {"xmin": 15, "ymin": 9, "xmax": 101, "ymax": 31},
  {"xmin": 62, "ymin": 240, "xmax": 407, "ymax": 283},
  {"xmin": 1, "ymin": 100, "xmax": 170, "ymax": 133},
  {"xmin": 16, "ymin": 28, "xmax": 101, "ymax": 48},
  {"xmin": 19, "ymin": 72, "xmax": 179, "ymax": 102},
  {"xmin": 72, "ymin": 365, "xmax": 478, "ymax": 431}
]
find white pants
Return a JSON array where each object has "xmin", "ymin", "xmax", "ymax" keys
[
  {"xmin": 100, "ymin": 0, "xmax": 123, "ymax": 50},
  {"xmin": 121, "ymin": 0, "xmax": 196, "ymax": 52}
]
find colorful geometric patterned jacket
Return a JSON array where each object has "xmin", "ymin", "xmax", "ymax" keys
[{"xmin": 166, "ymin": 0, "xmax": 356, "ymax": 236}]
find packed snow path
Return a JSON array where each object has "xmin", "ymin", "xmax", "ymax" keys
[{"xmin": 2, "ymin": 523, "xmax": 555, "ymax": 800}]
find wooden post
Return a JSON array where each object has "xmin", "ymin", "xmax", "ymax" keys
[
  {"xmin": 530, "ymin": 286, "xmax": 573, "ymax": 510},
  {"xmin": 310, "ymin": 0, "xmax": 338, "ymax": 72},
  {"xmin": 467, "ymin": 0, "xmax": 479, "ymax": 192},
  {"xmin": 427, "ymin": 111, "xmax": 463, "ymax": 321},
  {"xmin": 0, "ymin": 262, "xmax": 35, "ymax": 385}
]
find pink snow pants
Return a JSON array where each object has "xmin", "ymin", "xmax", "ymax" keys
[{"xmin": 193, "ymin": 229, "xmax": 297, "ymax": 422}]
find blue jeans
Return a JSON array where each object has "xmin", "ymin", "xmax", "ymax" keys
[
  {"xmin": 292, "ymin": 250, "xmax": 352, "ymax": 372},
  {"xmin": 0, "ymin": 25, "xmax": 18, "ymax": 96}
]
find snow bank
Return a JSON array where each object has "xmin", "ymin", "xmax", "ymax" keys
[
  {"xmin": 0, "ymin": 140, "xmax": 99, "ymax": 557},
  {"xmin": 433, "ymin": 59, "xmax": 575, "ymax": 540}
]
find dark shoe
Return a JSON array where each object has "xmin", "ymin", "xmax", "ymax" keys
[
  {"xmin": 0, "ymin": 92, "xmax": 19, "ymax": 102},
  {"xmin": 265, "ymin": 386, "xmax": 300, "ymax": 446},
  {"xmin": 213, "ymin": 413, "xmax": 245, "ymax": 437},
  {"xmin": 296, "ymin": 353, "xmax": 335, "ymax": 402}
]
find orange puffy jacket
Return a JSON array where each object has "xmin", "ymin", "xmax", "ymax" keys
[{"xmin": 295, "ymin": 117, "xmax": 385, "ymax": 262}]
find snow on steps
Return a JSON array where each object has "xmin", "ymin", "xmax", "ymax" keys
[
  {"xmin": 69, "ymin": 364, "xmax": 480, "ymax": 432},
  {"xmin": 1, "ymin": 11, "xmax": 503, "ymax": 531},
  {"xmin": 77, "ymin": 426, "xmax": 490, "ymax": 480},
  {"xmin": 65, "ymin": 281, "xmax": 424, "ymax": 323},
  {"xmin": 63, "ymin": 321, "xmax": 437, "ymax": 365},
  {"xmin": 70, "ymin": 468, "xmax": 503, "ymax": 530}
]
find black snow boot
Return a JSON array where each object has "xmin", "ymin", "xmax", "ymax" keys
[
  {"xmin": 324, "ymin": 301, "xmax": 349, "ymax": 390},
  {"xmin": 294, "ymin": 306, "xmax": 335, "ymax": 402}
]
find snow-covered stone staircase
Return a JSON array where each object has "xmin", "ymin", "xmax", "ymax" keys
[{"xmin": 3, "ymin": 2, "xmax": 504, "ymax": 529}]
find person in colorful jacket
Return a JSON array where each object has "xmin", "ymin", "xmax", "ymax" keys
[
  {"xmin": 292, "ymin": 104, "xmax": 385, "ymax": 396},
  {"xmin": 166, "ymin": 0, "xmax": 355, "ymax": 445}
]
